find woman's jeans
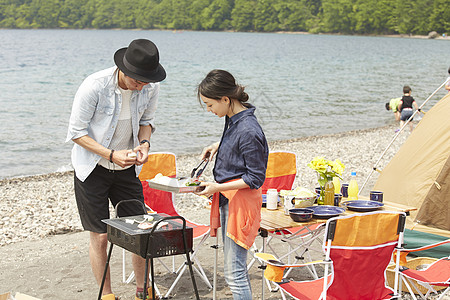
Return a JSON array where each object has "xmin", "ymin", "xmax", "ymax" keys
[{"xmin": 220, "ymin": 203, "xmax": 252, "ymax": 299}]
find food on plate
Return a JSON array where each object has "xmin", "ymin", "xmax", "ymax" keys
[
  {"xmin": 149, "ymin": 173, "xmax": 173, "ymax": 185},
  {"xmin": 280, "ymin": 186, "xmax": 316, "ymax": 198},
  {"xmin": 184, "ymin": 178, "xmax": 201, "ymax": 186},
  {"xmin": 148, "ymin": 173, "xmax": 201, "ymax": 190}
]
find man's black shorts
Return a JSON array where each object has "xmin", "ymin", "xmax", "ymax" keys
[{"xmin": 74, "ymin": 165, "xmax": 145, "ymax": 233}]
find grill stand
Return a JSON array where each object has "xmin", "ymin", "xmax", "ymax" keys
[{"xmin": 97, "ymin": 215, "xmax": 199, "ymax": 300}]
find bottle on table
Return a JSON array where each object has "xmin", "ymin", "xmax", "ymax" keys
[
  {"xmin": 266, "ymin": 188, "xmax": 278, "ymax": 210},
  {"xmin": 324, "ymin": 176, "xmax": 335, "ymax": 206},
  {"xmin": 333, "ymin": 176, "xmax": 341, "ymax": 194},
  {"xmin": 348, "ymin": 172, "xmax": 359, "ymax": 200},
  {"xmin": 284, "ymin": 195, "xmax": 295, "ymax": 215}
]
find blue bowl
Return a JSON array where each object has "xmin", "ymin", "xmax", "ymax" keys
[{"xmin": 289, "ymin": 208, "xmax": 314, "ymax": 222}]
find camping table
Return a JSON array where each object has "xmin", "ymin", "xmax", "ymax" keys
[{"xmin": 258, "ymin": 201, "xmax": 417, "ymax": 298}]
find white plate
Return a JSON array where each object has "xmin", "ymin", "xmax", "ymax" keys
[{"xmin": 146, "ymin": 178, "xmax": 201, "ymax": 193}]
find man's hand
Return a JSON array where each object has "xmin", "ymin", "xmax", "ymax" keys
[
  {"xmin": 133, "ymin": 144, "xmax": 149, "ymax": 166},
  {"xmin": 111, "ymin": 149, "xmax": 138, "ymax": 168}
]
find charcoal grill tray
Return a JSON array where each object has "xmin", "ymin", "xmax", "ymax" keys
[
  {"xmin": 102, "ymin": 215, "xmax": 171, "ymax": 236},
  {"xmin": 103, "ymin": 214, "xmax": 193, "ymax": 258}
]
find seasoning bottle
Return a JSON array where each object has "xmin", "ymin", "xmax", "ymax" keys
[
  {"xmin": 284, "ymin": 195, "xmax": 295, "ymax": 215},
  {"xmin": 324, "ymin": 177, "xmax": 334, "ymax": 206},
  {"xmin": 348, "ymin": 172, "xmax": 359, "ymax": 200}
]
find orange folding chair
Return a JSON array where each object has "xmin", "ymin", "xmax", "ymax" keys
[
  {"xmin": 250, "ymin": 152, "xmax": 324, "ymax": 280},
  {"xmin": 256, "ymin": 211, "xmax": 407, "ymax": 300},
  {"xmin": 248, "ymin": 151, "xmax": 298, "ymax": 267},
  {"xmin": 123, "ymin": 152, "xmax": 212, "ymax": 298},
  {"xmin": 261, "ymin": 151, "xmax": 297, "ymax": 194},
  {"xmin": 395, "ymin": 240, "xmax": 450, "ymax": 300}
]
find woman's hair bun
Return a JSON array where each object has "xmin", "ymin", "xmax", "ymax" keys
[{"xmin": 236, "ymin": 86, "xmax": 249, "ymax": 102}]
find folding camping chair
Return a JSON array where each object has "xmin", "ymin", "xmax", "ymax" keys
[
  {"xmin": 395, "ymin": 239, "xmax": 450, "ymax": 300},
  {"xmin": 248, "ymin": 151, "xmax": 298, "ymax": 268},
  {"xmin": 249, "ymin": 151, "xmax": 324, "ymax": 283},
  {"xmin": 123, "ymin": 152, "xmax": 212, "ymax": 298},
  {"xmin": 256, "ymin": 211, "xmax": 407, "ymax": 300}
]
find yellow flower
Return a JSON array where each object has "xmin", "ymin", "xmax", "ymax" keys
[
  {"xmin": 330, "ymin": 159, "xmax": 345, "ymax": 175},
  {"xmin": 308, "ymin": 157, "xmax": 346, "ymax": 180},
  {"xmin": 308, "ymin": 156, "xmax": 328, "ymax": 173}
]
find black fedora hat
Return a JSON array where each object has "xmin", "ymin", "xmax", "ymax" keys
[{"xmin": 114, "ymin": 39, "xmax": 166, "ymax": 83}]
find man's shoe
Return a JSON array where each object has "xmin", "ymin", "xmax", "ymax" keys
[
  {"xmin": 101, "ymin": 294, "xmax": 118, "ymax": 300},
  {"xmin": 135, "ymin": 287, "xmax": 159, "ymax": 300}
]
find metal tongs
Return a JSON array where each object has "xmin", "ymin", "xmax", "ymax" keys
[{"xmin": 190, "ymin": 158, "xmax": 209, "ymax": 180}]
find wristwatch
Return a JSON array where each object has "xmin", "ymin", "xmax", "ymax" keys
[{"xmin": 140, "ymin": 139, "xmax": 151, "ymax": 148}]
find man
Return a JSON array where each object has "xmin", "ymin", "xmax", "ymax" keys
[
  {"xmin": 66, "ymin": 39, "xmax": 166, "ymax": 300},
  {"xmin": 385, "ymin": 97, "xmax": 401, "ymax": 122}
]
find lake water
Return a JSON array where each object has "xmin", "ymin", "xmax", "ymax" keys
[{"xmin": 1, "ymin": 29, "xmax": 449, "ymax": 179}]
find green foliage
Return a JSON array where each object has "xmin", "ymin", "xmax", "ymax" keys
[{"xmin": 0, "ymin": 0, "xmax": 448, "ymax": 34}]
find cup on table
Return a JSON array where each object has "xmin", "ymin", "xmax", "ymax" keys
[
  {"xmin": 334, "ymin": 193, "xmax": 343, "ymax": 206},
  {"xmin": 266, "ymin": 188, "xmax": 278, "ymax": 210},
  {"xmin": 341, "ymin": 184, "xmax": 349, "ymax": 198},
  {"xmin": 370, "ymin": 190, "xmax": 384, "ymax": 202}
]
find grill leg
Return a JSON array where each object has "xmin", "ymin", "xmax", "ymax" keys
[
  {"xmin": 181, "ymin": 228, "xmax": 199, "ymax": 300},
  {"xmin": 143, "ymin": 257, "xmax": 156, "ymax": 300},
  {"xmin": 151, "ymin": 258, "xmax": 156, "ymax": 300},
  {"xmin": 98, "ymin": 243, "xmax": 114, "ymax": 300},
  {"xmin": 185, "ymin": 250, "xmax": 200, "ymax": 300}
]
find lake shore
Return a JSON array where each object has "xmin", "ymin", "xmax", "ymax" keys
[
  {"xmin": 0, "ymin": 124, "xmax": 410, "ymax": 247},
  {"xmin": 275, "ymin": 31, "xmax": 450, "ymax": 40},
  {"xmin": 1, "ymin": 124, "xmax": 425, "ymax": 299}
]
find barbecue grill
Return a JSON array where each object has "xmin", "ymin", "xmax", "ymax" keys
[{"xmin": 97, "ymin": 209, "xmax": 199, "ymax": 300}]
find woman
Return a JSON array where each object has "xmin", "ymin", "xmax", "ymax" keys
[{"xmin": 196, "ymin": 69, "xmax": 269, "ymax": 299}]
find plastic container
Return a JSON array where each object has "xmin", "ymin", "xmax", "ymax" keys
[
  {"xmin": 324, "ymin": 177, "xmax": 335, "ymax": 206},
  {"xmin": 348, "ymin": 172, "xmax": 359, "ymax": 200}
]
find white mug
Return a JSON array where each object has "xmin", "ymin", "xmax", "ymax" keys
[{"xmin": 266, "ymin": 189, "xmax": 278, "ymax": 210}]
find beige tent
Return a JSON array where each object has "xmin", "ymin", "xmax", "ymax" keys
[{"xmin": 374, "ymin": 93, "xmax": 450, "ymax": 238}]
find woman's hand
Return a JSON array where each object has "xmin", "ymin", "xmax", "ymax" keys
[
  {"xmin": 195, "ymin": 181, "xmax": 221, "ymax": 198},
  {"xmin": 200, "ymin": 142, "xmax": 219, "ymax": 160}
]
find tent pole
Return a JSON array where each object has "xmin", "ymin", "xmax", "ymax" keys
[{"xmin": 360, "ymin": 77, "xmax": 450, "ymax": 194}]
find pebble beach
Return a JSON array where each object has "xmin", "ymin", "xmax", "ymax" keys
[
  {"xmin": 5, "ymin": 124, "xmax": 446, "ymax": 300},
  {"xmin": 0, "ymin": 124, "xmax": 408, "ymax": 246}
]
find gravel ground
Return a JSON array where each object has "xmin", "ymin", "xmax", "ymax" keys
[{"xmin": 3, "ymin": 124, "xmax": 448, "ymax": 299}]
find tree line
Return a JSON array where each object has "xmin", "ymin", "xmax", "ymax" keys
[{"xmin": 0, "ymin": 0, "xmax": 448, "ymax": 35}]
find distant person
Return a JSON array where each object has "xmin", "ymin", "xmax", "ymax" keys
[
  {"xmin": 196, "ymin": 69, "xmax": 269, "ymax": 299},
  {"xmin": 446, "ymin": 66, "xmax": 450, "ymax": 93},
  {"xmin": 66, "ymin": 39, "xmax": 166, "ymax": 300},
  {"xmin": 398, "ymin": 85, "xmax": 421, "ymax": 131},
  {"xmin": 385, "ymin": 97, "xmax": 401, "ymax": 122}
]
